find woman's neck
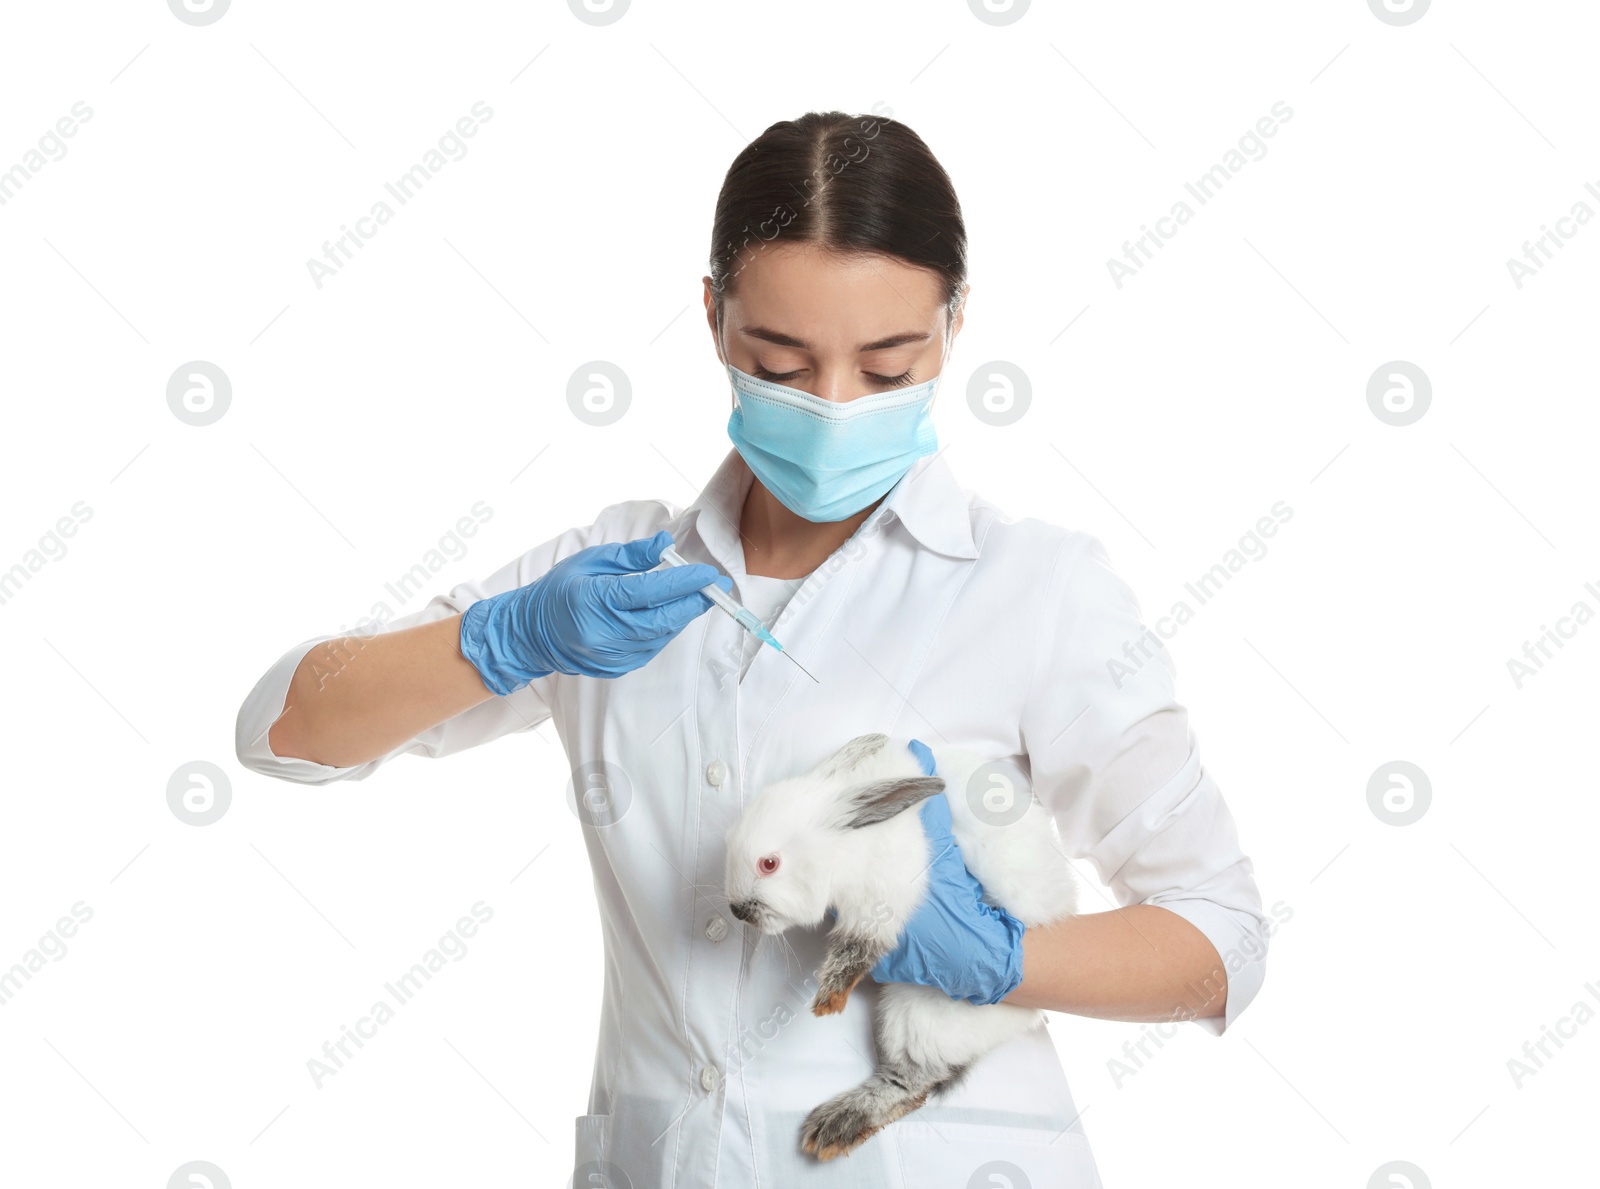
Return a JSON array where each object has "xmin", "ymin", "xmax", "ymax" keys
[{"xmin": 739, "ymin": 481, "xmax": 882, "ymax": 579}]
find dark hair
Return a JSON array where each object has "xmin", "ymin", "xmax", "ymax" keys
[{"xmin": 708, "ymin": 110, "xmax": 967, "ymax": 335}]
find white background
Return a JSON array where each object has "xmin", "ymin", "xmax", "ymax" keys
[{"xmin": 1, "ymin": 1, "xmax": 1595, "ymax": 1186}]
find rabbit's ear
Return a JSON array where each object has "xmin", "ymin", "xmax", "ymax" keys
[
  {"xmin": 814, "ymin": 733, "xmax": 891, "ymax": 781},
  {"xmin": 840, "ymin": 776, "xmax": 944, "ymax": 829}
]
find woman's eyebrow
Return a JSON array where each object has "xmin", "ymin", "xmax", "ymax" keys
[{"xmin": 741, "ymin": 326, "xmax": 932, "ymax": 352}]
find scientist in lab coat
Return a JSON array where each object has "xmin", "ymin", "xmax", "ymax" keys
[{"xmin": 236, "ymin": 109, "xmax": 1269, "ymax": 1189}]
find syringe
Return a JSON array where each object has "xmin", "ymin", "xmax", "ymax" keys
[{"xmin": 659, "ymin": 544, "xmax": 819, "ymax": 683}]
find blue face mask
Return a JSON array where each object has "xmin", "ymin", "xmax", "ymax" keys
[{"xmin": 723, "ymin": 331, "xmax": 949, "ymax": 524}]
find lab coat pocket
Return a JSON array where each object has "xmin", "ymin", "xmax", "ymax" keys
[
  {"xmin": 572, "ymin": 1113, "xmax": 624, "ymax": 1188},
  {"xmin": 887, "ymin": 1119, "xmax": 1102, "ymax": 1189}
]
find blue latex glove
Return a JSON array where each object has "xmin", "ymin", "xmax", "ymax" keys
[
  {"xmin": 869, "ymin": 738, "xmax": 1027, "ymax": 1006},
  {"xmin": 459, "ymin": 530, "xmax": 730, "ymax": 694}
]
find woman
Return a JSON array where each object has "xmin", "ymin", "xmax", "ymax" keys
[{"xmin": 236, "ymin": 110, "xmax": 1269, "ymax": 1188}]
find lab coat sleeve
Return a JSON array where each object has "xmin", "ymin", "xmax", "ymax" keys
[
  {"xmin": 1019, "ymin": 531, "xmax": 1270, "ymax": 1036},
  {"xmin": 235, "ymin": 505, "xmax": 659, "ymax": 786}
]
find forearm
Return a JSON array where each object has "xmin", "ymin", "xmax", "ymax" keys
[
  {"xmin": 267, "ymin": 613, "xmax": 496, "ymax": 768},
  {"xmin": 1001, "ymin": 904, "xmax": 1227, "ymax": 1023}
]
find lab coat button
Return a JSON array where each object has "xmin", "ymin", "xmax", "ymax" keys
[
  {"xmin": 700, "ymin": 1064, "xmax": 719, "ymax": 1092},
  {"xmin": 705, "ymin": 760, "xmax": 727, "ymax": 787},
  {"xmin": 705, "ymin": 916, "xmax": 728, "ymax": 942}
]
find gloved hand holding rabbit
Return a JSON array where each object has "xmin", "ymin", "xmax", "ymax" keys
[
  {"xmin": 868, "ymin": 737, "xmax": 1030, "ymax": 1007},
  {"xmin": 724, "ymin": 732, "xmax": 1078, "ymax": 1161}
]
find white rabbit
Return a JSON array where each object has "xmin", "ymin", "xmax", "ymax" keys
[{"xmin": 724, "ymin": 732, "xmax": 1078, "ymax": 1161}]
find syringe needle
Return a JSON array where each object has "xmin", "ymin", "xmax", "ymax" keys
[
  {"xmin": 780, "ymin": 648, "xmax": 819, "ymax": 682},
  {"xmin": 745, "ymin": 619, "xmax": 819, "ymax": 683}
]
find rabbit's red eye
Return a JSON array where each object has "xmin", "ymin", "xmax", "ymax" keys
[{"xmin": 757, "ymin": 854, "xmax": 780, "ymax": 876}]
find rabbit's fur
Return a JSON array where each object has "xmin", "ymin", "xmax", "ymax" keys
[{"xmin": 724, "ymin": 732, "xmax": 1078, "ymax": 1161}]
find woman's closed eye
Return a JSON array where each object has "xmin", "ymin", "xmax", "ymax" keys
[{"xmin": 753, "ymin": 365, "xmax": 918, "ymax": 388}]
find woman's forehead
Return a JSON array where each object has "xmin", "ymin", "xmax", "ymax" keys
[{"xmin": 724, "ymin": 245, "xmax": 948, "ymax": 346}]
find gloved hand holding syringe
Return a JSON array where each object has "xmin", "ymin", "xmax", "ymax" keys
[
  {"xmin": 457, "ymin": 530, "xmax": 818, "ymax": 695},
  {"xmin": 659, "ymin": 545, "xmax": 818, "ymax": 682}
]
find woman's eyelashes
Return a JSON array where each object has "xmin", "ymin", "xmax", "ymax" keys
[{"xmin": 752, "ymin": 365, "xmax": 918, "ymax": 388}]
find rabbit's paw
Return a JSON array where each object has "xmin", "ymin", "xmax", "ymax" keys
[
  {"xmin": 801, "ymin": 1091, "xmax": 885, "ymax": 1161},
  {"xmin": 802, "ymin": 1071, "xmax": 934, "ymax": 1160},
  {"xmin": 811, "ymin": 933, "xmax": 880, "ymax": 1017},
  {"xmin": 810, "ymin": 971, "xmax": 863, "ymax": 1017}
]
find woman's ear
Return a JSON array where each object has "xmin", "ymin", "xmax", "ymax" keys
[
  {"xmin": 840, "ymin": 775, "xmax": 945, "ymax": 829},
  {"xmin": 703, "ymin": 278, "xmax": 724, "ymax": 364}
]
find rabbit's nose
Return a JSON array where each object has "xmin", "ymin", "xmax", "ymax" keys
[{"xmin": 729, "ymin": 900, "xmax": 755, "ymax": 923}]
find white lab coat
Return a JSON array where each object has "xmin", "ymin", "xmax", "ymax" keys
[{"xmin": 236, "ymin": 446, "xmax": 1270, "ymax": 1188}]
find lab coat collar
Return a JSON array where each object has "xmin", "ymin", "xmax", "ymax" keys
[
  {"xmin": 882, "ymin": 447, "xmax": 981, "ymax": 560},
  {"xmin": 676, "ymin": 446, "xmax": 980, "ymax": 571}
]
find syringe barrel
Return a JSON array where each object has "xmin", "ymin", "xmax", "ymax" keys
[
  {"xmin": 661, "ymin": 544, "xmax": 741, "ymax": 617},
  {"xmin": 660, "ymin": 543, "xmax": 786, "ymax": 654}
]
